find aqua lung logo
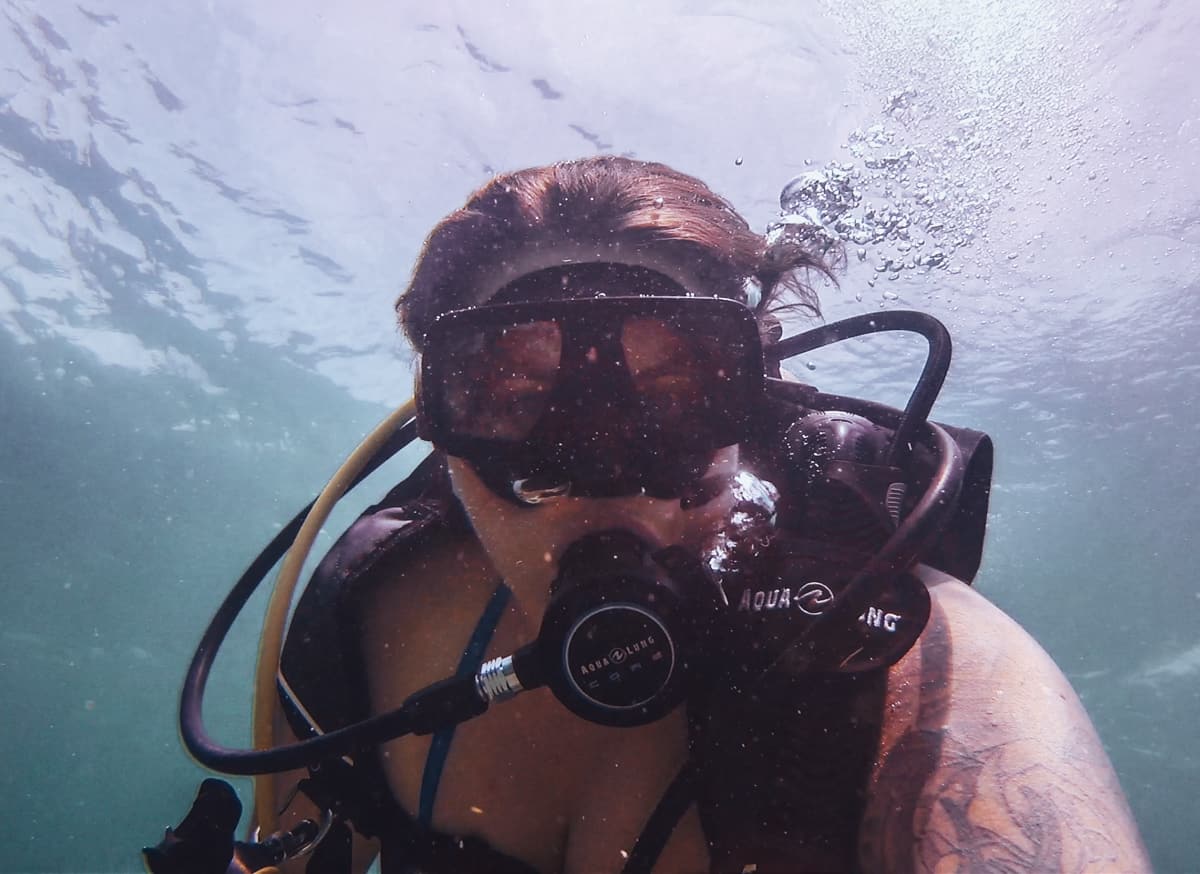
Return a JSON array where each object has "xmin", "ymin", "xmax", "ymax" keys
[
  {"xmin": 577, "ymin": 635, "xmax": 657, "ymax": 675},
  {"xmin": 737, "ymin": 581, "xmax": 835, "ymax": 616}
]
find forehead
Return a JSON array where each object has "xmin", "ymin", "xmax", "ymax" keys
[{"xmin": 490, "ymin": 263, "xmax": 688, "ymax": 304}]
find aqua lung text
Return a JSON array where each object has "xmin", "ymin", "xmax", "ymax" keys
[{"xmin": 578, "ymin": 636, "xmax": 657, "ymax": 675}]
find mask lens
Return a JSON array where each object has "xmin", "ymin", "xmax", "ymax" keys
[
  {"xmin": 441, "ymin": 320, "xmax": 562, "ymax": 441},
  {"xmin": 622, "ymin": 316, "xmax": 726, "ymax": 430}
]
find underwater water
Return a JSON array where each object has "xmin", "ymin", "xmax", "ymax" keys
[{"xmin": 1, "ymin": 0, "xmax": 1196, "ymax": 871}]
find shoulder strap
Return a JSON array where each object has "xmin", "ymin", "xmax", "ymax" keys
[
  {"xmin": 693, "ymin": 668, "xmax": 887, "ymax": 872},
  {"xmin": 619, "ymin": 668, "xmax": 888, "ymax": 874}
]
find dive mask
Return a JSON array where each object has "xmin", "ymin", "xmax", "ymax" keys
[{"xmin": 417, "ymin": 295, "xmax": 765, "ymax": 502}]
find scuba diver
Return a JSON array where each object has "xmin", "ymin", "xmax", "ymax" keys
[{"xmin": 150, "ymin": 156, "xmax": 1150, "ymax": 873}]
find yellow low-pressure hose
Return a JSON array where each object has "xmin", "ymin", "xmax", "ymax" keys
[{"xmin": 251, "ymin": 400, "xmax": 417, "ymax": 836}]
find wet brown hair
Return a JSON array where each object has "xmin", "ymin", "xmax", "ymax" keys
[{"xmin": 397, "ymin": 156, "xmax": 838, "ymax": 351}]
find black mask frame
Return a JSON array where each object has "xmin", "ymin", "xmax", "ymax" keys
[{"xmin": 417, "ymin": 296, "xmax": 766, "ymax": 501}]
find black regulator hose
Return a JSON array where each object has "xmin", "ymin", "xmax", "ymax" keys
[
  {"xmin": 768, "ymin": 310, "xmax": 952, "ymax": 468},
  {"xmin": 807, "ymin": 419, "xmax": 964, "ymax": 636},
  {"xmin": 178, "ymin": 418, "xmax": 426, "ymax": 775},
  {"xmin": 767, "ymin": 310, "xmax": 962, "ymax": 638}
]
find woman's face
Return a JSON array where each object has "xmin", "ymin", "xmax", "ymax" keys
[{"xmin": 429, "ymin": 259, "xmax": 747, "ymax": 602}]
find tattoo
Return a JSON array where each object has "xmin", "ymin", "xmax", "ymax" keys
[
  {"xmin": 919, "ymin": 742, "xmax": 1068, "ymax": 872},
  {"xmin": 860, "ymin": 600, "xmax": 1147, "ymax": 873},
  {"xmin": 858, "ymin": 727, "xmax": 941, "ymax": 874},
  {"xmin": 865, "ymin": 730, "xmax": 1140, "ymax": 872}
]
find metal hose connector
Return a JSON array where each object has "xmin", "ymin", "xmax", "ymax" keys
[{"xmin": 476, "ymin": 655, "xmax": 524, "ymax": 703}]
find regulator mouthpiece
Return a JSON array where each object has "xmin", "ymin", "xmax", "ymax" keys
[{"xmin": 534, "ymin": 530, "xmax": 711, "ymax": 727}]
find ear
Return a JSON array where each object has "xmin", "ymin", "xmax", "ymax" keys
[{"xmin": 413, "ymin": 364, "xmax": 433, "ymax": 442}]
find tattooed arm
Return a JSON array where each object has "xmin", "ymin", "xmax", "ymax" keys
[{"xmin": 860, "ymin": 570, "xmax": 1151, "ymax": 873}]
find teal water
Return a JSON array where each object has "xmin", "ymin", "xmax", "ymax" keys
[{"xmin": 1, "ymin": 1, "xmax": 1197, "ymax": 871}]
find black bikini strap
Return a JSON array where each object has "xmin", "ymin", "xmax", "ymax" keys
[
  {"xmin": 418, "ymin": 582, "xmax": 511, "ymax": 825},
  {"xmin": 620, "ymin": 760, "xmax": 700, "ymax": 874}
]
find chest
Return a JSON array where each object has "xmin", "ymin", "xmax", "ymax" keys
[
  {"xmin": 360, "ymin": 566, "xmax": 696, "ymax": 870},
  {"xmin": 357, "ymin": 556, "xmax": 895, "ymax": 873}
]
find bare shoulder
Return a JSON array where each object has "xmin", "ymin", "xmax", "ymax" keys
[
  {"xmin": 860, "ymin": 568, "xmax": 1150, "ymax": 873},
  {"xmin": 358, "ymin": 526, "xmax": 500, "ymax": 683}
]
